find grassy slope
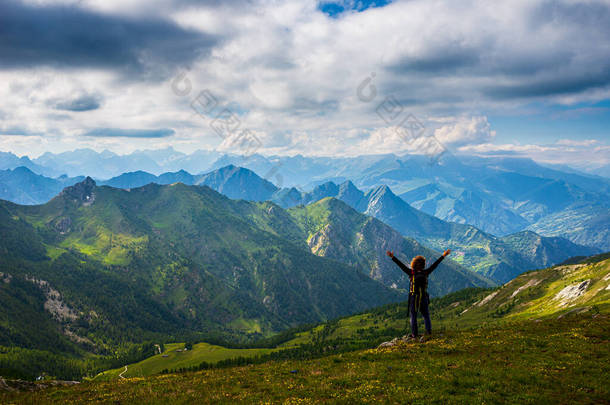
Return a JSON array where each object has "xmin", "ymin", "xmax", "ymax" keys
[
  {"xmin": 282, "ymin": 254, "xmax": 610, "ymax": 345},
  {"xmin": 3, "ymin": 316, "xmax": 608, "ymax": 404},
  {"xmin": 88, "ymin": 255, "xmax": 610, "ymax": 384},
  {"xmin": 285, "ymin": 197, "xmax": 495, "ymax": 296},
  {"xmin": 0, "ymin": 181, "xmax": 403, "ymax": 345},
  {"xmin": 95, "ymin": 343, "xmax": 274, "ymax": 381}
]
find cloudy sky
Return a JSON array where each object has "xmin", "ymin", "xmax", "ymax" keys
[{"xmin": 1, "ymin": 0, "xmax": 609, "ymax": 167}]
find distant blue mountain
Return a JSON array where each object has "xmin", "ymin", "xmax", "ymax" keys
[
  {"xmin": 0, "ymin": 166, "xmax": 83, "ymax": 205},
  {"xmin": 0, "ymin": 151, "xmax": 50, "ymax": 176},
  {"xmin": 32, "ymin": 147, "xmax": 221, "ymax": 178},
  {"xmin": 196, "ymin": 164, "xmax": 278, "ymax": 201},
  {"xmin": 100, "ymin": 165, "xmax": 279, "ymax": 202},
  {"xmin": 1, "ymin": 149, "xmax": 608, "ymax": 250}
]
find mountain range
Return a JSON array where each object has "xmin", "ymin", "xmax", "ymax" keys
[
  {"xmin": 0, "ymin": 164, "xmax": 600, "ymax": 283},
  {"xmin": 0, "ymin": 177, "xmax": 502, "ymax": 377},
  {"xmin": 82, "ymin": 166, "xmax": 610, "ymax": 282},
  {"xmin": 1, "ymin": 149, "xmax": 608, "ymax": 251}
]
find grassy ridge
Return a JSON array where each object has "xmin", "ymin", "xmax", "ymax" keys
[
  {"xmin": 95, "ymin": 343, "xmax": 275, "ymax": 381},
  {"xmin": 89, "ymin": 256, "xmax": 610, "ymax": 382},
  {"xmin": 3, "ymin": 315, "xmax": 608, "ymax": 404}
]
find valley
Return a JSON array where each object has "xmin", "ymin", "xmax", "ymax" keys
[
  {"xmin": 2, "ymin": 254, "xmax": 609, "ymax": 403},
  {"xmin": 82, "ymin": 253, "xmax": 610, "ymax": 382}
]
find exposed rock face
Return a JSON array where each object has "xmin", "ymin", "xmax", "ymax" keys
[
  {"xmin": 54, "ymin": 216, "xmax": 72, "ymax": 233},
  {"xmin": 554, "ymin": 280, "xmax": 590, "ymax": 306},
  {"xmin": 60, "ymin": 176, "xmax": 96, "ymax": 205},
  {"xmin": 0, "ymin": 377, "xmax": 79, "ymax": 392},
  {"xmin": 378, "ymin": 337, "xmax": 402, "ymax": 348},
  {"xmin": 476, "ymin": 291, "xmax": 499, "ymax": 307},
  {"xmin": 510, "ymin": 279, "xmax": 541, "ymax": 298},
  {"xmin": 0, "ymin": 272, "xmax": 12, "ymax": 284},
  {"xmin": 377, "ymin": 335, "xmax": 412, "ymax": 348},
  {"xmin": 63, "ymin": 328, "xmax": 93, "ymax": 345},
  {"xmin": 26, "ymin": 277, "xmax": 79, "ymax": 321}
]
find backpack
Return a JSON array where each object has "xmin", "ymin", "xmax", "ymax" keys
[{"xmin": 411, "ymin": 271, "xmax": 428, "ymax": 296}]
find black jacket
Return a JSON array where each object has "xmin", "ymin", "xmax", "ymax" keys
[{"xmin": 392, "ymin": 255, "xmax": 444, "ymax": 295}]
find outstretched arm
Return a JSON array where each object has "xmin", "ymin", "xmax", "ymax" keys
[
  {"xmin": 426, "ymin": 249, "xmax": 451, "ymax": 274},
  {"xmin": 386, "ymin": 251, "xmax": 412, "ymax": 275}
]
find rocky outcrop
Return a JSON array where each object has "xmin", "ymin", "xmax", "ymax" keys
[
  {"xmin": 26, "ymin": 277, "xmax": 79, "ymax": 321},
  {"xmin": 54, "ymin": 216, "xmax": 72, "ymax": 233},
  {"xmin": 476, "ymin": 291, "xmax": 499, "ymax": 307},
  {"xmin": 0, "ymin": 272, "xmax": 12, "ymax": 284},
  {"xmin": 377, "ymin": 335, "xmax": 415, "ymax": 348},
  {"xmin": 510, "ymin": 279, "xmax": 541, "ymax": 298},
  {"xmin": 554, "ymin": 280, "xmax": 590, "ymax": 306},
  {"xmin": 59, "ymin": 176, "xmax": 96, "ymax": 205},
  {"xmin": 0, "ymin": 376, "xmax": 79, "ymax": 392}
]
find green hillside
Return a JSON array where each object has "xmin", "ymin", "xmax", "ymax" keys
[
  {"xmin": 3, "ymin": 276, "xmax": 608, "ymax": 403},
  {"xmin": 86, "ymin": 254, "xmax": 610, "ymax": 383},
  {"xmin": 285, "ymin": 197, "xmax": 495, "ymax": 296},
  {"xmin": 280, "ymin": 253, "xmax": 610, "ymax": 346},
  {"xmin": 95, "ymin": 342, "xmax": 275, "ymax": 381},
  {"xmin": 0, "ymin": 179, "xmax": 405, "ymax": 380}
]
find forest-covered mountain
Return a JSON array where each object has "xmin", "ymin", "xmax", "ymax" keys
[
  {"xmin": 0, "ymin": 178, "xmax": 406, "ymax": 341},
  {"xmin": 1, "ymin": 163, "xmax": 598, "ymax": 283},
  {"xmin": 296, "ymin": 181, "xmax": 599, "ymax": 282},
  {"xmin": 0, "ymin": 178, "xmax": 496, "ymax": 378}
]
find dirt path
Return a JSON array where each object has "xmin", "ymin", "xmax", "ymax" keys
[{"xmin": 118, "ymin": 366, "xmax": 127, "ymax": 379}]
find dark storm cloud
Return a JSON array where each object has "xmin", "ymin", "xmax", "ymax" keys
[
  {"xmin": 0, "ymin": 0, "xmax": 218, "ymax": 77},
  {"xmin": 387, "ymin": 47, "xmax": 480, "ymax": 74},
  {"xmin": 82, "ymin": 128, "xmax": 175, "ymax": 138},
  {"xmin": 53, "ymin": 94, "xmax": 102, "ymax": 112},
  {"xmin": 530, "ymin": 0, "xmax": 610, "ymax": 32},
  {"xmin": 485, "ymin": 70, "xmax": 610, "ymax": 99},
  {"xmin": 381, "ymin": 0, "xmax": 610, "ymax": 103}
]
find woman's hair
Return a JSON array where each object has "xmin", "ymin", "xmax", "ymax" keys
[{"xmin": 411, "ymin": 255, "xmax": 426, "ymax": 272}]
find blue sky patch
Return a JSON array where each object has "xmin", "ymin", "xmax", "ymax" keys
[{"xmin": 318, "ymin": 0, "xmax": 392, "ymax": 17}]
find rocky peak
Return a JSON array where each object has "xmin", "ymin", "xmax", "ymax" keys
[{"xmin": 60, "ymin": 176, "xmax": 96, "ymax": 205}]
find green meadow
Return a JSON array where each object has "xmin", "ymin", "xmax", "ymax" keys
[
  {"xmin": 3, "ymin": 315, "xmax": 608, "ymax": 404},
  {"xmin": 94, "ymin": 342, "xmax": 275, "ymax": 381}
]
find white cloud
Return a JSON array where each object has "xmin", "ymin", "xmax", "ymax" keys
[
  {"xmin": 434, "ymin": 116, "xmax": 496, "ymax": 146},
  {"xmin": 556, "ymin": 139, "xmax": 599, "ymax": 146},
  {"xmin": 457, "ymin": 141, "xmax": 610, "ymax": 165},
  {"xmin": 1, "ymin": 0, "xmax": 610, "ymax": 164}
]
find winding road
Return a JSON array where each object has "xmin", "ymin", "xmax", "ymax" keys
[{"xmin": 118, "ymin": 366, "xmax": 127, "ymax": 379}]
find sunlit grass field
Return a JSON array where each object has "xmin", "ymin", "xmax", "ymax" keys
[
  {"xmin": 94, "ymin": 342, "xmax": 275, "ymax": 381},
  {"xmin": 3, "ymin": 315, "xmax": 608, "ymax": 404},
  {"xmin": 89, "ymin": 256, "xmax": 610, "ymax": 384}
]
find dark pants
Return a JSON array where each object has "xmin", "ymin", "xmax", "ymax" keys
[{"xmin": 409, "ymin": 293, "xmax": 431, "ymax": 336}]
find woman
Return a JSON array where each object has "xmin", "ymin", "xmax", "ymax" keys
[{"xmin": 386, "ymin": 249, "xmax": 451, "ymax": 340}]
